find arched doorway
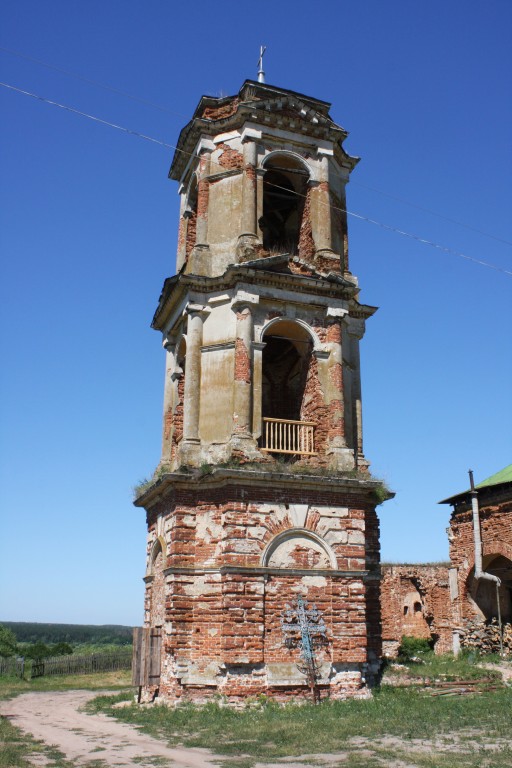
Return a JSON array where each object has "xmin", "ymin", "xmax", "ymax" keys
[{"xmin": 467, "ymin": 554, "xmax": 512, "ymax": 623}]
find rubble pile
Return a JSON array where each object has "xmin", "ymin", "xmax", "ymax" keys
[{"xmin": 459, "ymin": 618, "xmax": 512, "ymax": 656}]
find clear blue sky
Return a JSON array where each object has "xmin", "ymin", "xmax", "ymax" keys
[{"xmin": 1, "ymin": 1, "xmax": 511, "ymax": 626}]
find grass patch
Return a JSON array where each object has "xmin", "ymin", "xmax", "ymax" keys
[
  {"xmin": 0, "ymin": 669, "xmax": 132, "ymax": 700},
  {"xmin": 0, "ymin": 712, "xmax": 75, "ymax": 767},
  {"xmin": 0, "ymin": 669, "xmax": 133, "ymax": 768},
  {"xmin": 2, "ymin": 657, "xmax": 511, "ymax": 767},
  {"xmin": 86, "ymin": 654, "xmax": 512, "ymax": 768},
  {"xmin": 383, "ymin": 650, "xmax": 503, "ymax": 682}
]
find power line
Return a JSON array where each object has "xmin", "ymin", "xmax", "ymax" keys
[
  {"xmin": 0, "ymin": 81, "xmax": 175, "ymax": 150},
  {"xmin": 2, "ymin": 80, "xmax": 511, "ymax": 278},
  {"xmin": 267, "ymin": 179, "xmax": 512, "ymax": 278},
  {"xmin": 2, "ymin": 47, "xmax": 511, "ymax": 249},
  {"xmin": 0, "ymin": 45, "xmax": 189, "ymax": 119},
  {"xmin": 350, "ymin": 179, "xmax": 512, "ymax": 248}
]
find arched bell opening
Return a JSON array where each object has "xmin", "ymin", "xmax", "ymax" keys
[
  {"xmin": 260, "ymin": 154, "xmax": 309, "ymax": 254},
  {"xmin": 468, "ymin": 554, "xmax": 512, "ymax": 623},
  {"xmin": 259, "ymin": 319, "xmax": 315, "ymax": 459}
]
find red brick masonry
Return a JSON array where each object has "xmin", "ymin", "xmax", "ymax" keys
[{"xmin": 138, "ymin": 469, "xmax": 383, "ymax": 704}]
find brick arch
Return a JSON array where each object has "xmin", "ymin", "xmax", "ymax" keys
[
  {"xmin": 261, "ymin": 528, "xmax": 337, "ymax": 569},
  {"xmin": 260, "ymin": 149, "xmax": 315, "ymax": 181},
  {"xmin": 460, "ymin": 539, "xmax": 512, "ymax": 585},
  {"xmin": 260, "ymin": 512, "xmax": 295, "ymax": 544},
  {"xmin": 148, "ymin": 535, "xmax": 167, "ymax": 576},
  {"xmin": 259, "ymin": 316, "xmax": 322, "ymax": 351}
]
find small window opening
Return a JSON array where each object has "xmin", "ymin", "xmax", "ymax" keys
[
  {"xmin": 403, "ymin": 606, "xmax": 408, "ymax": 616},
  {"xmin": 414, "ymin": 602, "xmax": 422, "ymax": 613}
]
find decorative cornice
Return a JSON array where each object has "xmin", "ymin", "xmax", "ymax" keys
[
  {"xmin": 163, "ymin": 564, "xmax": 373, "ymax": 580},
  {"xmin": 169, "ymin": 80, "xmax": 358, "ymax": 183},
  {"xmin": 133, "ymin": 466, "xmax": 385, "ymax": 508},
  {"xmin": 151, "ymin": 262, "xmax": 362, "ymax": 332}
]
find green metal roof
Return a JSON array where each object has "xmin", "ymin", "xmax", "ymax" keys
[
  {"xmin": 439, "ymin": 463, "xmax": 512, "ymax": 504},
  {"xmin": 476, "ymin": 464, "xmax": 512, "ymax": 489}
]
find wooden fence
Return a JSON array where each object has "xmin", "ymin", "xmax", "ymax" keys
[
  {"xmin": 30, "ymin": 650, "xmax": 132, "ymax": 678},
  {"xmin": 0, "ymin": 657, "xmax": 25, "ymax": 677}
]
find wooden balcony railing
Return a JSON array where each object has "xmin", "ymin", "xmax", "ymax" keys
[{"xmin": 260, "ymin": 417, "xmax": 316, "ymax": 456}]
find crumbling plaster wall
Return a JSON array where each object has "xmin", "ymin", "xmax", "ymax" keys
[{"xmin": 142, "ymin": 482, "xmax": 381, "ymax": 703}]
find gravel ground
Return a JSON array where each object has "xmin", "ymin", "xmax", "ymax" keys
[{"xmin": 0, "ymin": 690, "xmax": 220, "ymax": 768}]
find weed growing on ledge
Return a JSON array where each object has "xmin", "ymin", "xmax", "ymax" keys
[{"xmin": 133, "ymin": 463, "xmax": 171, "ymax": 499}]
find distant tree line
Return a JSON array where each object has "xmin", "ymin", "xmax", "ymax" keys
[{"xmin": 1, "ymin": 621, "xmax": 134, "ymax": 646}]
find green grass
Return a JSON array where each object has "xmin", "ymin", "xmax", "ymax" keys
[
  {"xmin": 0, "ymin": 713, "xmax": 75, "ymax": 767},
  {"xmin": 86, "ymin": 655, "xmax": 512, "ymax": 768},
  {"xmin": 2, "ymin": 658, "xmax": 512, "ymax": 768},
  {"xmin": 0, "ymin": 669, "xmax": 132, "ymax": 701},
  {"xmin": 384, "ymin": 649, "xmax": 504, "ymax": 681},
  {"xmin": 0, "ymin": 669, "xmax": 132, "ymax": 768}
]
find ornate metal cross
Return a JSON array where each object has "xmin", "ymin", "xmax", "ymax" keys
[{"xmin": 281, "ymin": 594, "xmax": 327, "ymax": 700}]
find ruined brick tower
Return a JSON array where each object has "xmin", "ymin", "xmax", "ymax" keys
[{"xmin": 134, "ymin": 79, "xmax": 389, "ymax": 703}]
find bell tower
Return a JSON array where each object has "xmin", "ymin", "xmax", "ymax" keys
[{"xmin": 134, "ymin": 80, "xmax": 390, "ymax": 704}]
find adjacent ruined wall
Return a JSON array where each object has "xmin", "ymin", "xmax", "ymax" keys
[{"xmin": 380, "ymin": 564, "xmax": 451, "ymax": 656}]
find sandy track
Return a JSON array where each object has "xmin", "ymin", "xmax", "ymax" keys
[{"xmin": 0, "ymin": 690, "xmax": 220, "ymax": 768}]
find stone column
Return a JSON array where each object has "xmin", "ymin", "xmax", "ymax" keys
[
  {"xmin": 347, "ymin": 319, "xmax": 367, "ymax": 467},
  {"xmin": 312, "ymin": 154, "xmax": 333, "ymax": 256},
  {"xmin": 232, "ymin": 305, "xmax": 253, "ymax": 436},
  {"xmin": 187, "ymin": 150, "xmax": 212, "ymax": 276},
  {"xmin": 251, "ymin": 342, "xmax": 266, "ymax": 438},
  {"xmin": 230, "ymin": 292, "xmax": 260, "ymax": 457},
  {"xmin": 237, "ymin": 141, "xmax": 259, "ymax": 261},
  {"xmin": 180, "ymin": 303, "xmax": 208, "ymax": 465},
  {"xmin": 176, "ymin": 194, "xmax": 188, "ymax": 273},
  {"xmin": 324, "ymin": 307, "xmax": 353, "ymax": 470},
  {"xmin": 161, "ymin": 336, "xmax": 176, "ymax": 462},
  {"xmin": 338, "ymin": 168, "xmax": 350, "ymax": 273}
]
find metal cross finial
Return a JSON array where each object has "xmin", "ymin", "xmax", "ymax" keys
[
  {"xmin": 257, "ymin": 46, "xmax": 267, "ymax": 83},
  {"xmin": 281, "ymin": 594, "xmax": 327, "ymax": 702}
]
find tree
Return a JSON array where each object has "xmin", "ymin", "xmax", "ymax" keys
[
  {"xmin": 50, "ymin": 642, "xmax": 73, "ymax": 656},
  {"xmin": 24, "ymin": 642, "xmax": 51, "ymax": 660},
  {"xmin": 0, "ymin": 624, "xmax": 18, "ymax": 657}
]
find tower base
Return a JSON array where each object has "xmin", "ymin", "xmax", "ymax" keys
[{"xmin": 135, "ymin": 468, "xmax": 385, "ymax": 705}]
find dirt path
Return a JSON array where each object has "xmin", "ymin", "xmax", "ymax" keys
[{"xmin": 0, "ymin": 690, "xmax": 221, "ymax": 768}]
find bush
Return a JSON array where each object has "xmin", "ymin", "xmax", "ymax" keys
[{"xmin": 397, "ymin": 636, "xmax": 433, "ymax": 661}]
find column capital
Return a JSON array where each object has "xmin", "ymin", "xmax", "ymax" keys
[
  {"xmin": 231, "ymin": 291, "xmax": 260, "ymax": 312},
  {"xmin": 184, "ymin": 302, "xmax": 211, "ymax": 320},
  {"xmin": 346, "ymin": 318, "xmax": 366, "ymax": 340},
  {"xmin": 326, "ymin": 306, "xmax": 349, "ymax": 320},
  {"xmin": 162, "ymin": 332, "xmax": 178, "ymax": 352}
]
